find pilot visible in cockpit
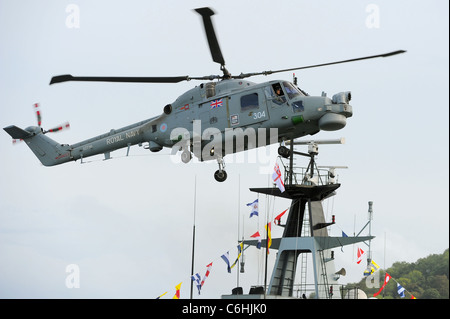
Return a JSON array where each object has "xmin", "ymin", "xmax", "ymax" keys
[{"xmin": 272, "ymin": 83, "xmax": 286, "ymax": 104}]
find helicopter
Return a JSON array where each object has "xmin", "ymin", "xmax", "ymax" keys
[{"xmin": 3, "ymin": 7, "xmax": 405, "ymax": 182}]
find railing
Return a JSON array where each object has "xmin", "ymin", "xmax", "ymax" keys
[
  {"xmin": 244, "ymin": 284, "xmax": 368, "ymax": 299},
  {"xmin": 279, "ymin": 160, "xmax": 332, "ymax": 186}
]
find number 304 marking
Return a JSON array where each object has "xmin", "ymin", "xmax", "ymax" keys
[{"xmin": 253, "ymin": 111, "xmax": 266, "ymax": 119}]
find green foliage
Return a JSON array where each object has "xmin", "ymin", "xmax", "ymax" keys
[{"xmin": 344, "ymin": 249, "xmax": 449, "ymax": 299}]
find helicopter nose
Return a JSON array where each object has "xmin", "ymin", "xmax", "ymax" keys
[
  {"xmin": 318, "ymin": 91, "xmax": 352, "ymax": 131},
  {"xmin": 319, "ymin": 113, "xmax": 347, "ymax": 131}
]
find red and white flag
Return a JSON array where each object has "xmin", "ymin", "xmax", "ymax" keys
[
  {"xmin": 373, "ymin": 272, "xmax": 392, "ymax": 297},
  {"xmin": 201, "ymin": 262, "xmax": 213, "ymax": 288},
  {"xmin": 356, "ymin": 247, "xmax": 365, "ymax": 264},
  {"xmin": 272, "ymin": 163, "xmax": 285, "ymax": 192}
]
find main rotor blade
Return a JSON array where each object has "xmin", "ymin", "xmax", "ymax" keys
[
  {"xmin": 235, "ymin": 50, "xmax": 407, "ymax": 79},
  {"xmin": 194, "ymin": 7, "xmax": 226, "ymax": 67},
  {"xmin": 50, "ymin": 74, "xmax": 192, "ymax": 85}
]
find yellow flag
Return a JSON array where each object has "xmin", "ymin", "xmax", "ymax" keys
[
  {"xmin": 173, "ymin": 282, "xmax": 182, "ymax": 299},
  {"xmin": 156, "ymin": 291, "xmax": 168, "ymax": 299},
  {"xmin": 370, "ymin": 260, "xmax": 380, "ymax": 273},
  {"xmin": 364, "ymin": 259, "xmax": 380, "ymax": 276},
  {"xmin": 265, "ymin": 222, "xmax": 272, "ymax": 254}
]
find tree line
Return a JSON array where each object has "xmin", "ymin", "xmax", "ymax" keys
[{"xmin": 344, "ymin": 248, "xmax": 449, "ymax": 299}]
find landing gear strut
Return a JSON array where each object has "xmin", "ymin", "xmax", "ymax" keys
[
  {"xmin": 214, "ymin": 156, "xmax": 227, "ymax": 182},
  {"xmin": 181, "ymin": 150, "xmax": 192, "ymax": 163}
]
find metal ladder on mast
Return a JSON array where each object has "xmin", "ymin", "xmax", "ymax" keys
[
  {"xmin": 298, "ymin": 205, "xmax": 309, "ymax": 297},
  {"xmin": 318, "ymin": 249, "xmax": 331, "ymax": 299}
]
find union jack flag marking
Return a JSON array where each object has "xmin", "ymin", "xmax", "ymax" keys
[{"xmin": 210, "ymin": 99, "xmax": 223, "ymax": 109}]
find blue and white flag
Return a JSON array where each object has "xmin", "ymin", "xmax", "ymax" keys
[
  {"xmin": 221, "ymin": 251, "xmax": 231, "ymax": 273},
  {"xmin": 397, "ymin": 283, "xmax": 406, "ymax": 298},
  {"xmin": 191, "ymin": 273, "xmax": 202, "ymax": 295},
  {"xmin": 246, "ymin": 199, "xmax": 259, "ymax": 218}
]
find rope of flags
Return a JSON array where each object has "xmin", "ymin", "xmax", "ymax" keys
[
  {"xmin": 161, "ymin": 197, "xmax": 419, "ymax": 299},
  {"xmin": 157, "ymin": 161, "xmax": 419, "ymax": 299},
  {"xmin": 156, "ymin": 163, "xmax": 290, "ymax": 299},
  {"xmin": 158, "ymin": 163, "xmax": 366, "ymax": 299},
  {"xmin": 356, "ymin": 247, "xmax": 417, "ymax": 299},
  {"xmin": 373, "ymin": 272, "xmax": 416, "ymax": 299},
  {"xmin": 192, "ymin": 262, "xmax": 213, "ymax": 295},
  {"xmin": 155, "ymin": 196, "xmax": 292, "ymax": 299}
]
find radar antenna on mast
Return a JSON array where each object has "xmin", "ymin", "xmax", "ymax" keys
[{"xmin": 279, "ymin": 138, "xmax": 346, "ymax": 186}]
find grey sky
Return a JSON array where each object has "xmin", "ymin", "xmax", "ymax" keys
[{"xmin": 0, "ymin": 0, "xmax": 448, "ymax": 298}]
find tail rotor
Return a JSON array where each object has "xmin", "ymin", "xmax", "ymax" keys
[
  {"xmin": 34, "ymin": 103, "xmax": 42, "ymax": 127},
  {"xmin": 11, "ymin": 103, "xmax": 70, "ymax": 145},
  {"xmin": 12, "ymin": 138, "xmax": 23, "ymax": 145},
  {"xmin": 35, "ymin": 103, "xmax": 71, "ymax": 134},
  {"xmin": 43, "ymin": 122, "xmax": 71, "ymax": 134}
]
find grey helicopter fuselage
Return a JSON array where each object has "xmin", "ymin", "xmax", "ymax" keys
[
  {"xmin": 4, "ymin": 6, "xmax": 405, "ymax": 182},
  {"xmin": 7, "ymin": 78, "xmax": 352, "ymax": 170}
]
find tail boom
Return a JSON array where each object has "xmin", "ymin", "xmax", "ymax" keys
[
  {"xmin": 4, "ymin": 118, "xmax": 157, "ymax": 166},
  {"xmin": 4, "ymin": 125, "xmax": 73, "ymax": 166}
]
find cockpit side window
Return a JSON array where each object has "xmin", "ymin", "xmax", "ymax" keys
[
  {"xmin": 266, "ymin": 83, "xmax": 286, "ymax": 105},
  {"xmin": 282, "ymin": 81, "xmax": 304, "ymax": 99},
  {"xmin": 272, "ymin": 83, "xmax": 284, "ymax": 97},
  {"xmin": 264, "ymin": 86, "xmax": 275, "ymax": 99}
]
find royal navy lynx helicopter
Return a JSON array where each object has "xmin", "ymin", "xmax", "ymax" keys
[{"xmin": 4, "ymin": 7, "xmax": 405, "ymax": 182}]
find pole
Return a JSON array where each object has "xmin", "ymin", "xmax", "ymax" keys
[
  {"xmin": 237, "ymin": 174, "xmax": 240, "ymax": 289},
  {"xmin": 384, "ymin": 231, "xmax": 386, "ymax": 270},
  {"xmin": 368, "ymin": 201, "xmax": 373, "ymax": 264},
  {"xmin": 190, "ymin": 175, "xmax": 197, "ymax": 299},
  {"xmin": 289, "ymin": 137, "xmax": 294, "ymax": 186},
  {"xmin": 264, "ymin": 222, "xmax": 268, "ymax": 299},
  {"xmin": 264, "ymin": 191, "xmax": 269, "ymax": 299}
]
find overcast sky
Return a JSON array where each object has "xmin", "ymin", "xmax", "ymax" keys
[{"xmin": 0, "ymin": 0, "xmax": 448, "ymax": 298}]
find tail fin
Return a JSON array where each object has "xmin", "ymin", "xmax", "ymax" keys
[
  {"xmin": 4, "ymin": 125, "xmax": 71, "ymax": 166},
  {"xmin": 4, "ymin": 125, "xmax": 32, "ymax": 140}
]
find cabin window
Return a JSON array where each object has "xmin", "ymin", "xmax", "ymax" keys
[{"xmin": 241, "ymin": 93, "xmax": 259, "ymax": 111}]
